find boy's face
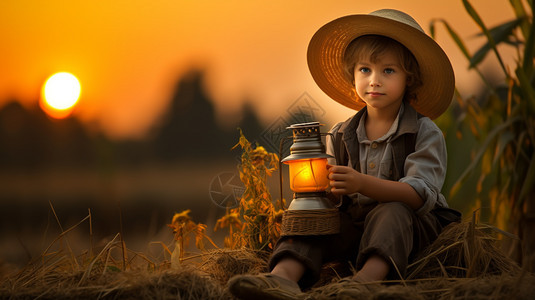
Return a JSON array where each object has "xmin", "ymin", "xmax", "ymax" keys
[{"xmin": 353, "ymin": 51, "xmax": 407, "ymax": 112}]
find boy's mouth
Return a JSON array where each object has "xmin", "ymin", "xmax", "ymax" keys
[{"xmin": 367, "ymin": 92, "xmax": 385, "ymax": 96}]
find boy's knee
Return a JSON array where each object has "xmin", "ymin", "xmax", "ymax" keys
[{"xmin": 366, "ymin": 202, "xmax": 414, "ymax": 227}]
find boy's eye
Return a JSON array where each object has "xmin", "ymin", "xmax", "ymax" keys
[
  {"xmin": 384, "ymin": 68, "xmax": 395, "ymax": 74},
  {"xmin": 358, "ymin": 67, "xmax": 370, "ymax": 73}
]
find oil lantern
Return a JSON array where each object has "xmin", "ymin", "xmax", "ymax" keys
[{"xmin": 280, "ymin": 122, "xmax": 340, "ymax": 236}]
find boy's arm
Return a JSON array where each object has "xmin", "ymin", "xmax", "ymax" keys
[{"xmin": 328, "ymin": 165, "xmax": 424, "ymax": 210}]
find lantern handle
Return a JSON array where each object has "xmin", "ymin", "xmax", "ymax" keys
[
  {"xmin": 278, "ymin": 135, "xmax": 293, "ymax": 210},
  {"xmin": 321, "ymin": 132, "xmax": 345, "ymax": 208}
]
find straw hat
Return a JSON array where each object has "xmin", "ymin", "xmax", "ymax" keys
[{"xmin": 307, "ymin": 9, "xmax": 454, "ymax": 119}]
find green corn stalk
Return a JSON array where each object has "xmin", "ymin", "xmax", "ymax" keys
[{"xmin": 434, "ymin": 0, "xmax": 534, "ymax": 270}]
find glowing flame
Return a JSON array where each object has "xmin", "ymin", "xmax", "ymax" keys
[{"xmin": 287, "ymin": 158, "xmax": 329, "ymax": 193}]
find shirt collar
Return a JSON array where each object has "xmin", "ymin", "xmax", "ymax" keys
[{"xmin": 356, "ymin": 103, "xmax": 404, "ymax": 143}]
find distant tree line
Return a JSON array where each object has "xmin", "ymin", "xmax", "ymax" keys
[{"xmin": 0, "ymin": 70, "xmax": 266, "ymax": 170}]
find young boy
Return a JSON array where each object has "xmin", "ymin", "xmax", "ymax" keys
[{"xmin": 229, "ymin": 9, "xmax": 456, "ymax": 299}]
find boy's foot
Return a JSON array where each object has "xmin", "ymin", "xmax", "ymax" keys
[{"xmin": 227, "ymin": 273, "xmax": 302, "ymax": 300}]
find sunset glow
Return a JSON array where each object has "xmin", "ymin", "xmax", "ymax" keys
[
  {"xmin": 0, "ymin": 1, "xmax": 514, "ymax": 136},
  {"xmin": 40, "ymin": 72, "xmax": 81, "ymax": 119}
]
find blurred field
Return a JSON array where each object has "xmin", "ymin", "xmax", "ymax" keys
[{"xmin": 0, "ymin": 160, "xmax": 252, "ymax": 267}]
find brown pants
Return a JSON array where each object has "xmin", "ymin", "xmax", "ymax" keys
[{"xmin": 269, "ymin": 202, "xmax": 443, "ymax": 288}]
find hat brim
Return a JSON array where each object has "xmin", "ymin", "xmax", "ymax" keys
[{"xmin": 307, "ymin": 14, "xmax": 455, "ymax": 119}]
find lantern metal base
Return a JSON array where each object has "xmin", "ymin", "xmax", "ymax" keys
[
  {"xmin": 287, "ymin": 192, "xmax": 333, "ymax": 210},
  {"xmin": 281, "ymin": 192, "xmax": 340, "ymax": 236}
]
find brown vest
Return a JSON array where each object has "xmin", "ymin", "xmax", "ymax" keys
[
  {"xmin": 333, "ymin": 104, "xmax": 423, "ymax": 181},
  {"xmin": 332, "ymin": 106, "xmax": 462, "ymax": 225}
]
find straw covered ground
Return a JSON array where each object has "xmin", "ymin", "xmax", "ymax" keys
[{"xmin": 1, "ymin": 221, "xmax": 534, "ymax": 299}]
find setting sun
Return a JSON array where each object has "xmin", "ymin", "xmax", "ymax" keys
[{"xmin": 40, "ymin": 72, "xmax": 81, "ymax": 119}]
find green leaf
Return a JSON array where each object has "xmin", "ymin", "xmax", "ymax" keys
[
  {"xmin": 469, "ymin": 18, "xmax": 523, "ymax": 68},
  {"xmin": 430, "ymin": 18, "xmax": 472, "ymax": 60},
  {"xmin": 509, "ymin": 0, "xmax": 531, "ymax": 38},
  {"xmin": 516, "ymin": 67, "xmax": 535, "ymax": 113},
  {"xmin": 469, "ymin": 45, "xmax": 491, "ymax": 69},
  {"xmin": 463, "ymin": 0, "xmax": 508, "ymax": 75},
  {"xmin": 522, "ymin": 12, "xmax": 535, "ymax": 76},
  {"xmin": 429, "ymin": 18, "xmax": 497, "ymax": 93},
  {"xmin": 518, "ymin": 151, "xmax": 535, "ymax": 207},
  {"xmin": 450, "ymin": 116, "xmax": 522, "ymax": 198},
  {"xmin": 493, "ymin": 129, "xmax": 515, "ymax": 166},
  {"xmin": 429, "ymin": 21, "xmax": 436, "ymax": 39},
  {"xmin": 511, "ymin": 131, "xmax": 528, "ymax": 184}
]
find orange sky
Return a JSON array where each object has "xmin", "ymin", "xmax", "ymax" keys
[{"xmin": 0, "ymin": 0, "xmax": 519, "ymax": 139}]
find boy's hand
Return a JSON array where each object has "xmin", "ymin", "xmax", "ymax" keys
[
  {"xmin": 327, "ymin": 165, "xmax": 361, "ymax": 196},
  {"xmin": 327, "ymin": 164, "xmax": 424, "ymax": 210}
]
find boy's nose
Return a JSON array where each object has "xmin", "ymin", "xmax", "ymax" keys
[
  {"xmin": 369, "ymin": 73, "xmax": 382, "ymax": 87},
  {"xmin": 370, "ymin": 78, "xmax": 382, "ymax": 87}
]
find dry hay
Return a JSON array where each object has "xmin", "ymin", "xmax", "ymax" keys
[
  {"xmin": 406, "ymin": 220, "xmax": 522, "ymax": 279},
  {"xmin": 304, "ymin": 273, "xmax": 535, "ymax": 300},
  {"xmin": 308, "ymin": 221, "xmax": 526, "ymax": 292},
  {"xmin": 1, "ymin": 262, "xmax": 230, "ymax": 299},
  {"xmin": 2, "ymin": 222, "xmax": 535, "ymax": 299},
  {"xmin": 301, "ymin": 221, "xmax": 534, "ymax": 299},
  {"xmin": 0, "ymin": 252, "xmax": 232, "ymax": 300},
  {"xmin": 0, "ymin": 247, "xmax": 269, "ymax": 299},
  {"xmin": 198, "ymin": 248, "xmax": 270, "ymax": 285},
  {"xmin": 440, "ymin": 273, "xmax": 535, "ymax": 300}
]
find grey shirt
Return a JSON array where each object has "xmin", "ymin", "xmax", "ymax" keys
[{"xmin": 326, "ymin": 103, "xmax": 448, "ymax": 216}]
